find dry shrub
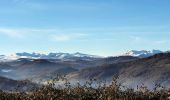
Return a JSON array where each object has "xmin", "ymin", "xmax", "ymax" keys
[{"xmin": 0, "ymin": 76, "xmax": 170, "ymax": 100}]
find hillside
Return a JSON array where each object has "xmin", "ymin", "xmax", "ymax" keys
[
  {"xmin": 0, "ymin": 76, "xmax": 37, "ymax": 91},
  {"xmin": 67, "ymin": 53, "xmax": 170, "ymax": 88}
]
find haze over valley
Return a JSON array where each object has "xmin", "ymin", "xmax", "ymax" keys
[
  {"xmin": 0, "ymin": 0, "xmax": 170, "ymax": 99},
  {"xmin": 0, "ymin": 50, "xmax": 169, "ymax": 91}
]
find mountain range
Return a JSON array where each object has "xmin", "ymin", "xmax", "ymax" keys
[
  {"xmin": 123, "ymin": 50, "xmax": 163, "ymax": 58},
  {"xmin": 0, "ymin": 50, "xmax": 164, "ymax": 62},
  {"xmin": 0, "ymin": 49, "xmax": 169, "ymax": 90},
  {"xmin": 0, "ymin": 52, "xmax": 100, "ymax": 62},
  {"xmin": 67, "ymin": 52, "xmax": 170, "ymax": 89}
]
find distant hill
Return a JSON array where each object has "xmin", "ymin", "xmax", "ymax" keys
[
  {"xmin": 67, "ymin": 53, "xmax": 170, "ymax": 89},
  {"xmin": 0, "ymin": 55, "xmax": 138, "ymax": 82},
  {"xmin": 0, "ymin": 76, "xmax": 37, "ymax": 91},
  {"xmin": 0, "ymin": 51, "xmax": 169, "ymax": 89}
]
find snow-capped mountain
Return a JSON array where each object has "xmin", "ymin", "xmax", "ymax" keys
[
  {"xmin": 124, "ymin": 50, "xmax": 163, "ymax": 58},
  {"xmin": 15, "ymin": 52, "xmax": 45, "ymax": 58},
  {"xmin": 0, "ymin": 52, "xmax": 100, "ymax": 62},
  {"xmin": 0, "ymin": 50, "xmax": 165, "ymax": 62},
  {"xmin": 0, "ymin": 54, "xmax": 19, "ymax": 62},
  {"xmin": 46, "ymin": 52, "xmax": 98, "ymax": 59}
]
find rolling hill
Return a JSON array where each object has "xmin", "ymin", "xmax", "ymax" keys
[{"xmin": 67, "ymin": 53, "xmax": 170, "ymax": 89}]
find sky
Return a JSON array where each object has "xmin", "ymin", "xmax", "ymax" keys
[{"xmin": 0, "ymin": 0, "xmax": 170, "ymax": 56}]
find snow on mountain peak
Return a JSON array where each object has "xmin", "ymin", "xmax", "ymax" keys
[
  {"xmin": 15, "ymin": 52, "xmax": 44, "ymax": 58},
  {"xmin": 0, "ymin": 50, "xmax": 164, "ymax": 62},
  {"xmin": 0, "ymin": 52, "xmax": 100, "ymax": 62},
  {"xmin": 124, "ymin": 50, "xmax": 163, "ymax": 58}
]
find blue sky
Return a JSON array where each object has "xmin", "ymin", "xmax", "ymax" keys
[{"xmin": 0, "ymin": 0, "xmax": 170, "ymax": 56}]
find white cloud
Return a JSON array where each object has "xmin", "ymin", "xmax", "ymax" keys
[
  {"xmin": 52, "ymin": 34, "xmax": 70, "ymax": 41},
  {"xmin": 0, "ymin": 28, "xmax": 50, "ymax": 39},
  {"xmin": 154, "ymin": 40, "xmax": 169, "ymax": 44},
  {"xmin": 0, "ymin": 28, "xmax": 24, "ymax": 38},
  {"xmin": 0, "ymin": 28, "xmax": 89, "ymax": 41},
  {"xmin": 130, "ymin": 36, "xmax": 142, "ymax": 41},
  {"xmin": 50, "ymin": 33, "xmax": 87, "ymax": 42},
  {"xmin": 129, "ymin": 35, "xmax": 169, "ymax": 46}
]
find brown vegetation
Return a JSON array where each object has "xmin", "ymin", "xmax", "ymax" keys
[{"xmin": 0, "ymin": 76, "xmax": 170, "ymax": 100}]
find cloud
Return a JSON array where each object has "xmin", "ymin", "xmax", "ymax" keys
[
  {"xmin": 52, "ymin": 34, "xmax": 71, "ymax": 41},
  {"xmin": 0, "ymin": 28, "xmax": 55, "ymax": 39},
  {"xmin": 130, "ymin": 36, "xmax": 142, "ymax": 41},
  {"xmin": 154, "ymin": 40, "xmax": 169, "ymax": 44},
  {"xmin": 0, "ymin": 28, "xmax": 24, "ymax": 38},
  {"xmin": 50, "ymin": 33, "xmax": 88, "ymax": 42},
  {"xmin": 129, "ymin": 35, "xmax": 169, "ymax": 46},
  {"xmin": 0, "ymin": 28, "xmax": 89, "ymax": 42}
]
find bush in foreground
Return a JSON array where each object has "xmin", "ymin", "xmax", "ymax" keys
[{"xmin": 0, "ymin": 77, "xmax": 170, "ymax": 100}]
